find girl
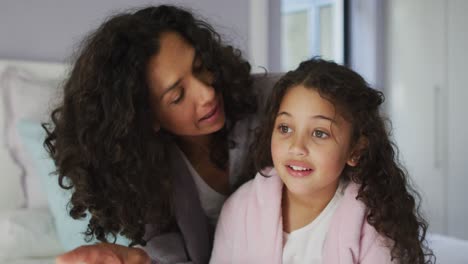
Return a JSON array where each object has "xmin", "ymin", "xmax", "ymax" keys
[
  {"xmin": 210, "ymin": 58, "xmax": 434, "ymax": 263},
  {"xmin": 45, "ymin": 5, "xmax": 277, "ymax": 264}
]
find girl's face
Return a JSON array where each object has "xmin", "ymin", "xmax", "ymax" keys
[
  {"xmin": 147, "ymin": 31, "xmax": 225, "ymax": 139},
  {"xmin": 271, "ymin": 85, "xmax": 358, "ymax": 200}
]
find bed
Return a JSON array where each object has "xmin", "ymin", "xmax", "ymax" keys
[
  {"xmin": 0, "ymin": 59, "xmax": 68, "ymax": 263},
  {"xmin": 1, "ymin": 59, "xmax": 467, "ymax": 263}
]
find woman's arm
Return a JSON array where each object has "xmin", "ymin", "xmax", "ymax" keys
[
  {"xmin": 142, "ymin": 232, "xmax": 190, "ymax": 264},
  {"xmin": 55, "ymin": 231, "xmax": 195, "ymax": 264},
  {"xmin": 55, "ymin": 243, "xmax": 150, "ymax": 264}
]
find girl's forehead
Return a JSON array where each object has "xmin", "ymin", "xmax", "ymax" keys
[
  {"xmin": 277, "ymin": 85, "xmax": 352, "ymax": 124},
  {"xmin": 280, "ymin": 85, "xmax": 335, "ymax": 113}
]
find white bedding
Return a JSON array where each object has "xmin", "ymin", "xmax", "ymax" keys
[
  {"xmin": 0, "ymin": 59, "xmax": 67, "ymax": 211},
  {"xmin": 0, "ymin": 59, "xmax": 67, "ymax": 263},
  {"xmin": 5, "ymin": 257, "xmax": 56, "ymax": 264},
  {"xmin": 0, "ymin": 208, "xmax": 63, "ymax": 264},
  {"xmin": 427, "ymin": 233, "xmax": 468, "ymax": 263}
]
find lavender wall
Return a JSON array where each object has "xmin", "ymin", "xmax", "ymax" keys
[{"xmin": 0, "ymin": 0, "xmax": 250, "ymax": 63}]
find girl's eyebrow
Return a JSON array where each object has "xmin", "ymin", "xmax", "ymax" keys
[
  {"xmin": 312, "ymin": 114, "xmax": 336, "ymax": 123},
  {"xmin": 276, "ymin": 111, "xmax": 336, "ymax": 123}
]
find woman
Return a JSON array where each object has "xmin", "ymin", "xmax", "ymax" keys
[{"xmin": 45, "ymin": 5, "xmax": 275, "ymax": 264}]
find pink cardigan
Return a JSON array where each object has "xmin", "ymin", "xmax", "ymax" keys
[{"xmin": 210, "ymin": 168, "xmax": 396, "ymax": 264}]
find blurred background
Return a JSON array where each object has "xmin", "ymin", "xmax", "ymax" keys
[{"xmin": 0, "ymin": 0, "xmax": 467, "ymax": 241}]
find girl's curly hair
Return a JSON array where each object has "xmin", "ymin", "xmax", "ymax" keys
[
  {"xmin": 43, "ymin": 5, "xmax": 257, "ymax": 246},
  {"xmin": 252, "ymin": 58, "xmax": 434, "ymax": 263}
]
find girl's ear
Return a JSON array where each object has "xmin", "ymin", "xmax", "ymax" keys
[{"xmin": 347, "ymin": 136, "xmax": 368, "ymax": 167}]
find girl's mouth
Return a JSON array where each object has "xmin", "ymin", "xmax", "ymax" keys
[{"xmin": 285, "ymin": 163, "xmax": 314, "ymax": 177}]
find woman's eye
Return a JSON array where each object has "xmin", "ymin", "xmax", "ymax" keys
[
  {"xmin": 171, "ymin": 89, "xmax": 185, "ymax": 104},
  {"xmin": 193, "ymin": 62, "xmax": 203, "ymax": 73},
  {"xmin": 195, "ymin": 68, "xmax": 214, "ymax": 86},
  {"xmin": 312, "ymin": 130, "xmax": 329, "ymax": 139},
  {"xmin": 278, "ymin": 124, "xmax": 292, "ymax": 134},
  {"xmin": 193, "ymin": 56, "xmax": 204, "ymax": 73}
]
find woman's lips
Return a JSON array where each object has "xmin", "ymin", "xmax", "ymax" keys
[{"xmin": 199, "ymin": 104, "xmax": 220, "ymax": 123}]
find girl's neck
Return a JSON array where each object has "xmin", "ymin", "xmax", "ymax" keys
[{"xmin": 282, "ymin": 182, "xmax": 339, "ymax": 233}]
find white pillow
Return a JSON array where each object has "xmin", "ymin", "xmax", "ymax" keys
[
  {"xmin": 0, "ymin": 208, "xmax": 64, "ymax": 260},
  {"xmin": 0, "ymin": 149, "xmax": 23, "ymax": 210},
  {"xmin": 0, "ymin": 69, "xmax": 24, "ymax": 211},
  {"xmin": 1, "ymin": 66, "xmax": 63, "ymax": 209}
]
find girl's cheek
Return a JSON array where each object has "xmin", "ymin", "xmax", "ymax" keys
[{"xmin": 271, "ymin": 137, "xmax": 286, "ymax": 160}]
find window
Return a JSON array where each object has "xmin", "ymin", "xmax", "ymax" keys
[{"xmin": 281, "ymin": 0, "xmax": 345, "ymax": 70}]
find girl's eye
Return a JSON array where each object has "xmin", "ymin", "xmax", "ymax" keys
[
  {"xmin": 171, "ymin": 88, "xmax": 185, "ymax": 104},
  {"xmin": 278, "ymin": 124, "xmax": 292, "ymax": 134},
  {"xmin": 312, "ymin": 129, "xmax": 329, "ymax": 139}
]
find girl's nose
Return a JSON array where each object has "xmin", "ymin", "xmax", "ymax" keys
[{"xmin": 288, "ymin": 135, "xmax": 309, "ymax": 156}]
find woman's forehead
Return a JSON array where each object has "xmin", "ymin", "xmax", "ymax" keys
[{"xmin": 147, "ymin": 32, "xmax": 195, "ymax": 96}]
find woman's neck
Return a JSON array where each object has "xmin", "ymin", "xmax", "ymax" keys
[
  {"xmin": 282, "ymin": 183, "xmax": 338, "ymax": 233},
  {"xmin": 176, "ymin": 133, "xmax": 230, "ymax": 195},
  {"xmin": 176, "ymin": 134, "xmax": 213, "ymax": 157}
]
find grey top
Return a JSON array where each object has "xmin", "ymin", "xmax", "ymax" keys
[{"xmin": 142, "ymin": 74, "xmax": 280, "ymax": 264}]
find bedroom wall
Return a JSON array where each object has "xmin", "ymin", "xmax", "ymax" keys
[
  {"xmin": 0, "ymin": 0, "xmax": 251, "ymax": 63},
  {"xmin": 348, "ymin": 0, "xmax": 385, "ymax": 90}
]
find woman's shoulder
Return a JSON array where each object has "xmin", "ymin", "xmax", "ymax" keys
[
  {"xmin": 251, "ymin": 73, "xmax": 282, "ymax": 94},
  {"xmin": 251, "ymin": 73, "xmax": 282, "ymax": 110}
]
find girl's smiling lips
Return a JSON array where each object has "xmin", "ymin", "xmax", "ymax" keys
[{"xmin": 285, "ymin": 160, "xmax": 314, "ymax": 178}]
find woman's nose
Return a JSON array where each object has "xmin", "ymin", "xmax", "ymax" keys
[{"xmin": 191, "ymin": 75, "xmax": 215, "ymax": 105}]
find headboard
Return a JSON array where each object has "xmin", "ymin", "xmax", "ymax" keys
[{"xmin": 0, "ymin": 59, "xmax": 68, "ymax": 79}]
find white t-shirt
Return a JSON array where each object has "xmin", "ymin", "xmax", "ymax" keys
[
  {"xmin": 178, "ymin": 148, "xmax": 227, "ymax": 228},
  {"xmin": 282, "ymin": 182, "xmax": 346, "ymax": 264}
]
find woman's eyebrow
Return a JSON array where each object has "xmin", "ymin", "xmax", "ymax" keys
[
  {"xmin": 276, "ymin": 111, "xmax": 291, "ymax": 117},
  {"xmin": 159, "ymin": 79, "xmax": 182, "ymax": 101}
]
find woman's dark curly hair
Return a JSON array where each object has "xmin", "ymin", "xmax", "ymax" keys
[
  {"xmin": 43, "ymin": 5, "xmax": 257, "ymax": 246},
  {"xmin": 251, "ymin": 58, "xmax": 434, "ymax": 263}
]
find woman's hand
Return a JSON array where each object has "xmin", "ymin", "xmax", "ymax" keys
[{"xmin": 56, "ymin": 243, "xmax": 151, "ymax": 264}]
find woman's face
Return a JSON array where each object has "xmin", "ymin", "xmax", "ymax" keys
[{"xmin": 147, "ymin": 31, "xmax": 225, "ymax": 139}]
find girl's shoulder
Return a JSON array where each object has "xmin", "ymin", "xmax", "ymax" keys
[
  {"xmin": 326, "ymin": 182, "xmax": 395, "ymax": 263},
  {"xmin": 333, "ymin": 182, "xmax": 367, "ymax": 223},
  {"xmin": 223, "ymin": 167, "xmax": 282, "ymax": 212}
]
